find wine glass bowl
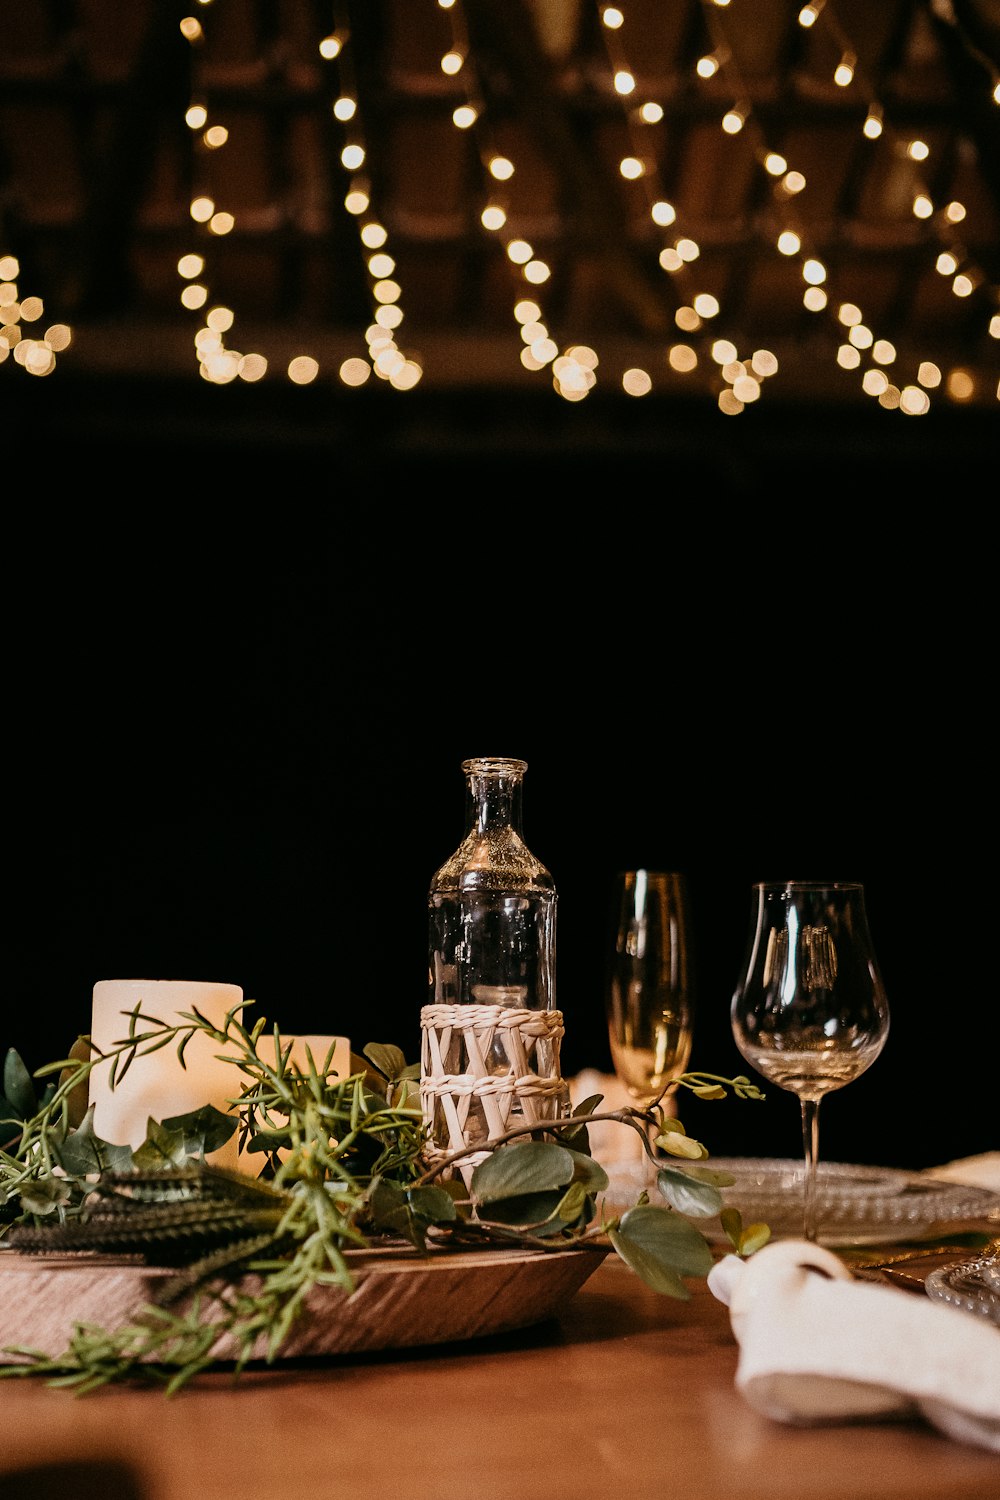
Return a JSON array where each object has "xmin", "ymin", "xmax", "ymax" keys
[
  {"xmin": 731, "ymin": 880, "xmax": 890, "ymax": 1241},
  {"xmin": 605, "ymin": 869, "xmax": 695, "ymax": 1112}
]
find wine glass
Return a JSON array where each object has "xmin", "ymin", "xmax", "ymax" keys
[
  {"xmin": 730, "ymin": 880, "xmax": 890, "ymax": 1241},
  {"xmin": 605, "ymin": 870, "xmax": 695, "ymax": 1175}
]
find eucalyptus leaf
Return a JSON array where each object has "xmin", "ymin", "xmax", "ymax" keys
[
  {"xmin": 406, "ymin": 1185, "xmax": 457, "ymax": 1223},
  {"xmin": 132, "ymin": 1119, "xmax": 191, "ymax": 1170},
  {"xmin": 558, "ymin": 1182, "xmax": 588, "ymax": 1221},
  {"xmin": 608, "ymin": 1224, "xmax": 688, "ymax": 1298},
  {"xmin": 477, "ymin": 1189, "xmax": 567, "ymax": 1235},
  {"xmin": 680, "ymin": 1163, "xmax": 738, "ymax": 1188},
  {"xmin": 18, "ymin": 1175, "xmax": 73, "ymax": 1216},
  {"xmin": 363, "ymin": 1044, "xmax": 409, "ymax": 1082},
  {"xmin": 720, "ymin": 1206, "xmax": 744, "ymax": 1248},
  {"xmin": 615, "ymin": 1203, "xmax": 715, "ymax": 1282},
  {"xmin": 471, "ymin": 1141, "xmax": 573, "ymax": 1203},
  {"xmin": 161, "ymin": 1104, "xmax": 239, "ymax": 1157},
  {"xmin": 738, "ymin": 1221, "xmax": 771, "ymax": 1256},
  {"xmin": 56, "ymin": 1107, "xmax": 134, "ymax": 1175},
  {"xmin": 655, "ymin": 1165, "xmax": 724, "ymax": 1218},
  {"xmin": 565, "ymin": 1148, "xmax": 609, "ymax": 1197},
  {"xmin": 3, "ymin": 1049, "xmax": 36, "ymax": 1119}
]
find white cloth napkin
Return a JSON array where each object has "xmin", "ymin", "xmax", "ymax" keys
[{"xmin": 708, "ymin": 1239, "xmax": 1000, "ymax": 1453}]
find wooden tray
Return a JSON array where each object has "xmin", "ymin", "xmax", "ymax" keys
[{"xmin": 0, "ymin": 1241, "xmax": 609, "ymax": 1364}]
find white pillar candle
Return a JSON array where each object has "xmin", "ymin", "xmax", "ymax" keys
[{"xmin": 88, "ymin": 980, "xmax": 244, "ymax": 1170}]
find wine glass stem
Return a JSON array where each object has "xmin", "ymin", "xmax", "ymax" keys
[{"xmin": 800, "ymin": 1097, "xmax": 821, "ymax": 1242}]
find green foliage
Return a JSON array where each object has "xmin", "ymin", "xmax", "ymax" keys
[{"xmin": 0, "ymin": 1010, "xmax": 768, "ymax": 1394}]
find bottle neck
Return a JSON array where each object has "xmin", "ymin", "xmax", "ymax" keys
[{"xmin": 465, "ymin": 770, "xmax": 524, "ymax": 836}]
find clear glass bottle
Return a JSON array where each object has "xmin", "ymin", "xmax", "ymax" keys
[
  {"xmin": 426, "ymin": 757, "xmax": 558, "ymax": 1151},
  {"xmin": 428, "ymin": 756, "xmax": 556, "ymax": 1016}
]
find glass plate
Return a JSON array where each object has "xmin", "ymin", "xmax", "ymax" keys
[
  {"xmin": 601, "ymin": 1157, "xmax": 1000, "ymax": 1247},
  {"xmin": 925, "ymin": 1257, "xmax": 1000, "ymax": 1326}
]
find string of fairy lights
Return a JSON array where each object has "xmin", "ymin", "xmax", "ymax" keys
[
  {"xmin": 692, "ymin": 0, "xmax": 1000, "ymax": 413},
  {"xmin": 2, "ymin": 0, "xmax": 997, "ymax": 407},
  {"xmin": 435, "ymin": 0, "xmax": 603, "ymax": 401}
]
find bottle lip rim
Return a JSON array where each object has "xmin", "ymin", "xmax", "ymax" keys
[{"xmin": 461, "ymin": 757, "xmax": 528, "ymax": 774}]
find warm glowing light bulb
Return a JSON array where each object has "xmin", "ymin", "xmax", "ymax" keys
[
  {"xmin": 777, "ymin": 230, "xmax": 800, "ymax": 255},
  {"xmin": 693, "ymin": 293, "xmax": 719, "ymax": 318},
  {"xmin": 908, "ymin": 139, "xmax": 929, "ymax": 161},
  {"xmin": 944, "ymin": 201, "xmax": 966, "ymax": 223},
  {"xmin": 803, "ymin": 286, "xmax": 827, "ymax": 311},
  {"xmin": 676, "ymin": 238, "xmax": 699, "ymax": 261},
  {"xmin": 507, "ymin": 240, "xmax": 533, "ymax": 265},
  {"xmin": 525, "ymin": 260, "xmax": 550, "ymax": 284},
  {"xmin": 913, "ymin": 194, "xmax": 934, "ymax": 219},
  {"xmin": 288, "ymin": 356, "xmax": 319, "ymax": 385},
  {"xmin": 722, "ymin": 109, "xmax": 745, "ymax": 134},
  {"xmin": 802, "ymin": 258, "xmax": 826, "ymax": 284},
  {"xmin": 602, "ymin": 6, "xmax": 624, "ymax": 27},
  {"xmin": 752, "ymin": 349, "xmax": 778, "ymax": 377},
  {"xmin": 441, "ymin": 50, "xmax": 463, "ymax": 75},
  {"xmin": 918, "ymin": 361, "xmax": 942, "ymax": 387},
  {"xmin": 862, "ymin": 369, "xmax": 888, "ymax": 397},
  {"xmin": 333, "ymin": 97, "xmax": 356, "ymax": 122},
  {"xmin": 696, "ymin": 54, "xmax": 720, "ymax": 78},
  {"xmin": 190, "ymin": 196, "xmax": 214, "ymax": 221},
  {"xmin": 798, "ymin": 4, "xmax": 820, "ymax": 27},
  {"xmin": 712, "ymin": 339, "xmax": 737, "ymax": 364},
  {"xmin": 623, "ymin": 368, "xmax": 653, "ymax": 396},
  {"xmin": 341, "ymin": 144, "xmax": 365, "ymax": 170},
  {"xmin": 614, "ymin": 71, "xmax": 636, "ymax": 95},
  {"xmin": 765, "ymin": 153, "xmax": 787, "ymax": 176},
  {"xmin": 361, "ymin": 222, "xmax": 387, "ymax": 248},
  {"xmin": 482, "ymin": 205, "xmax": 506, "ymax": 231},
  {"xmin": 838, "ymin": 302, "xmax": 862, "ymax": 326},
  {"xmin": 620, "ymin": 157, "xmax": 644, "ymax": 179},
  {"xmin": 953, "ymin": 273, "xmax": 974, "ymax": 297},
  {"xmin": 872, "ymin": 340, "xmax": 896, "ymax": 364},
  {"xmin": 668, "ymin": 344, "xmax": 697, "ymax": 372},
  {"xmin": 783, "ymin": 171, "xmax": 806, "ymax": 194},
  {"xmin": 863, "ymin": 108, "xmax": 883, "ymax": 139},
  {"xmin": 178, "ymin": 253, "xmax": 204, "ymax": 278},
  {"xmin": 900, "ymin": 385, "xmax": 930, "ymax": 415},
  {"xmin": 834, "ymin": 55, "xmax": 855, "ymax": 87},
  {"xmin": 180, "ymin": 16, "xmax": 203, "ymax": 42},
  {"xmin": 204, "ymin": 125, "xmax": 228, "ymax": 148},
  {"xmin": 640, "ymin": 102, "xmax": 664, "ymax": 123},
  {"xmin": 936, "ymin": 251, "xmax": 958, "ymax": 275},
  {"xmin": 319, "ymin": 35, "xmax": 342, "ymax": 59},
  {"xmin": 651, "ymin": 200, "xmax": 676, "ymax": 226},
  {"xmin": 490, "ymin": 156, "xmax": 514, "ymax": 181},
  {"xmin": 947, "ymin": 369, "xmax": 974, "ymax": 400},
  {"xmin": 186, "ymin": 105, "xmax": 208, "ymax": 129},
  {"xmin": 453, "ymin": 104, "xmax": 477, "ymax": 129}
]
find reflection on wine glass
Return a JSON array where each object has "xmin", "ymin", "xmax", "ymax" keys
[
  {"xmin": 731, "ymin": 880, "xmax": 890, "ymax": 1242},
  {"xmin": 606, "ymin": 870, "xmax": 695, "ymax": 1168}
]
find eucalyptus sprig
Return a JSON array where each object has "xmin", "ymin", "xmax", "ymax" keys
[{"xmin": 0, "ymin": 1003, "xmax": 769, "ymax": 1393}]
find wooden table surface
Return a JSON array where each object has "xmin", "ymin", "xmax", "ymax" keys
[{"xmin": 1, "ymin": 1248, "xmax": 998, "ymax": 1500}]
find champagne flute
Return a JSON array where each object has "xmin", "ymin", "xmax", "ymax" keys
[
  {"xmin": 731, "ymin": 880, "xmax": 890, "ymax": 1241},
  {"xmin": 605, "ymin": 870, "xmax": 695, "ymax": 1173}
]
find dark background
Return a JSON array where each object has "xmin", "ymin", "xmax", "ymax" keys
[{"xmin": 5, "ymin": 488, "xmax": 995, "ymax": 1175}]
